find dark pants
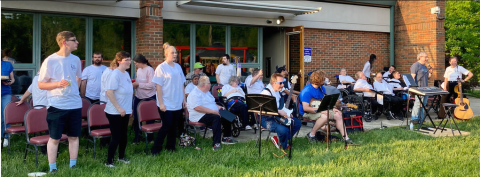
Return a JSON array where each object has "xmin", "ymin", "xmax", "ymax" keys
[
  {"xmin": 364, "ymin": 97, "xmax": 381, "ymax": 113},
  {"xmin": 151, "ymin": 109, "xmax": 182, "ymax": 154},
  {"xmin": 85, "ymin": 97, "xmax": 99, "ymax": 104},
  {"xmin": 105, "ymin": 113, "xmax": 130, "ymax": 164},
  {"xmin": 198, "ymin": 114, "xmax": 232, "ymax": 146},
  {"xmin": 260, "ymin": 116, "xmax": 301, "ymax": 149},
  {"xmin": 132, "ymin": 95, "xmax": 155, "ymax": 142},
  {"xmin": 384, "ymin": 95, "xmax": 404, "ymax": 114},
  {"xmin": 229, "ymin": 102, "xmax": 252, "ymax": 127}
]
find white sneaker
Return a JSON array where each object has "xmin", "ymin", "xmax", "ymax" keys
[
  {"xmin": 245, "ymin": 125, "xmax": 252, "ymax": 130},
  {"xmin": 3, "ymin": 139, "xmax": 9, "ymax": 147}
]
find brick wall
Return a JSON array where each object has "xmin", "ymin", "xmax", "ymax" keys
[
  {"xmin": 303, "ymin": 28, "xmax": 390, "ymax": 84},
  {"xmin": 136, "ymin": 0, "xmax": 164, "ymax": 68},
  {"xmin": 395, "ymin": 0, "xmax": 446, "ymax": 84}
]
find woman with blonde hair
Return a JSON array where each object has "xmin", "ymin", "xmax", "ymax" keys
[{"xmin": 151, "ymin": 43, "xmax": 186, "ymax": 155}]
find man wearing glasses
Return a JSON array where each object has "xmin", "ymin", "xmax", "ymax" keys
[
  {"xmin": 185, "ymin": 62, "xmax": 206, "ymax": 86},
  {"xmin": 410, "ymin": 52, "xmax": 432, "ymax": 124},
  {"xmin": 260, "ymin": 73, "xmax": 301, "ymax": 150},
  {"xmin": 38, "ymin": 31, "xmax": 82, "ymax": 173}
]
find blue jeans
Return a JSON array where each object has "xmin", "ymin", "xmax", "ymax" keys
[
  {"xmin": 411, "ymin": 95, "xmax": 429, "ymax": 122},
  {"xmin": 1, "ymin": 94, "xmax": 12, "ymax": 138},
  {"xmin": 261, "ymin": 116, "xmax": 301, "ymax": 149}
]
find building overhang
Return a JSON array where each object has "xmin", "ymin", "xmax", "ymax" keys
[{"xmin": 176, "ymin": 0, "xmax": 321, "ymax": 15}]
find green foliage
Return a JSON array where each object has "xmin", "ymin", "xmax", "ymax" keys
[
  {"xmin": 1, "ymin": 13, "xmax": 34, "ymax": 63},
  {"xmin": 92, "ymin": 19, "xmax": 131, "ymax": 61},
  {"xmin": 445, "ymin": 1, "xmax": 480, "ymax": 86},
  {"xmin": 3, "ymin": 117, "xmax": 480, "ymax": 176},
  {"xmin": 466, "ymin": 89, "xmax": 480, "ymax": 98},
  {"xmin": 41, "ymin": 16, "xmax": 86, "ymax": 61}
]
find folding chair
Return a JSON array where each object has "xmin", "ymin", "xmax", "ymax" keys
[
  {"xmin": 184, "ymin": 108, "xmax": 208, "ymax": 144},
  {"xmin": 81, "ymin": 97, "xmax": 91, "ymax": 128},
  {"xmin": 137, "ymin": 99, "xmax": 162, "ymax": 153},
  {"xmin": 23, "ymin": 107, "xmax": 68, "ymax": 167},
  {"xmin": 86, "ymin": 102, "xmax": 111, "ymax": 158},
  {"xmin": 1, "ymin": 100, "xmax": 30, "ymax": 154}
]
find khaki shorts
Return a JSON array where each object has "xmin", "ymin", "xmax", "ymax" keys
[{"xmin": 303, "ymin": 110, "xmax": 335, "ymax": 121}]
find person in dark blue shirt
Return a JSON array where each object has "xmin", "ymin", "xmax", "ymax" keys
[
  {"xmin": 1, "ymin": 60, "xmax": 15, "ymax": 147},
  {"xmin": 299, "ymin": 70, "xmax": 353, "ymax": 144}
]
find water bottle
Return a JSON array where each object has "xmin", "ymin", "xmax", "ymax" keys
[
  {"xmin": 410, "ymin": 122, "xmax": 414, "ymax": 130},
  {"xmin": 61, "ymin": 75, "xmax": 71, "ymax": 95}
]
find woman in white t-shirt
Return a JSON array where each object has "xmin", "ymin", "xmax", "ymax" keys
[
  {"xmin": 104, "ymin": 51, "xmax": 133, "ymax": 167},
  {"xmin": 100, "ymin": 62, "xmax": 117, "ymax": 104},
  {"xmin": 151, "ymin": 43, "xmax": 186, "ymax": 155},
  {"xmin": 185, "ymin": 74, "xmax": 200, "ymax": 97},
  {"xmin": 222, "ymin": 76, "xmax": 254, "ymax": 130},
  {"xmin": 362, "ymin": 54, "xmax": 376, "ymax": 81}
]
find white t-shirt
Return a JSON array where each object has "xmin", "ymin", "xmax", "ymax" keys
[
  {"xmin": 187, "ymin": 86, "xmax": 218, "ymax": 122},
  {"xmin": 388, "ymin": 79, "xmax": 407, "ymax": 90},
  {"xmin": 104, "ymin": 69, "xmax": 133, "ymax": 115},
  {"xmin": 244, "ymin": 75, "xmax": 264, "ymax": 94},
  {"xmin": 152, "ymin": 62, "xmax": 186, "ymax": 111},
  {"xmin": 100, "ymin": 68, "xmax": 113, "ymax": 104},
  {"xmin": 38, "ymin": 53, "xmax": 82, "ymax": 109},
  {"xmin": 215, "ymin": 64, "xmax": 235, "ymax": 85},
  {"xmin": 339, "ymin": 75, "xmax": 355, "ymax": 83},
  {"xmin": 353, "ymin": 79, "xmax": 375, "ymax": 97},
  {"xmin": 373, "ymin": 80, "xmax": 394, "ymax": 96},
  {"xmin": 185, "ymin": 82, "xmax": 196, "ymax": 94},
  {"xmin": 82, "ymin": 65, "xmax": 107, "ymax": 100},
  {"xmin": 27, "ymin": 75, "xmax": 48, "ymax": 109},
  {"xmin": 260, "ymin": 84, "xmax": 281, "ymax": 108},
  {"xmin": 444, "ymin": 66, "xmax": 470, "ymax": 81},
  {"xmin": 221, "ymin": 84, "xmax": 245, "ymax": 99},
  {"xmin": 383, "ymin": 71, "xmax": 391, "ymax": 78},
  {"xmin": 362, "ymin": 61, "xmax": 371, "ymax": 78}
]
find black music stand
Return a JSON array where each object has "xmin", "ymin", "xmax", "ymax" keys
[
  {"xmin": 246, "ymin": 94, "xmax": 279, "ymax": 158},
  {"xmin": 315, "ymin": 94, "xmax": 340, "ymax": 151}
]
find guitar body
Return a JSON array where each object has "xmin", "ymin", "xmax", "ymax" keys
[
  {"xmin": 310, "ymin": 98, "xmax": 322, "ymax": 109},
  {"xmin": 454, "ymin": 98, "xmax": 473, "ymax": 120}
]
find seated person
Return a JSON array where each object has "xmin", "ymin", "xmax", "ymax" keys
[
  {"xmin": 373, "ymin": 73, "xmax": 404, "ymax": 119},
  {"xmin": 300, "ymin": 70, "xmax": 353, "ymax": 143},
  {"xmin": 388, "ymin": 71, "xmax": 408, "ymax": 91},
  {"xmin": 185, "ymin": 74, "xmax": 200, "ymax": 97},
  {"xmin": 338, "ymin": 68, "xmax": 356, "ymax": 89},
  {"xmin": 383, "ymin": 65, "xmax": 396, "ymax": 79},
  {"xmin": 244, "ymin": 68, "xmax": 264, "ymax": 94},
  {"xmin": 187, "ymin": 76, "xmax": 237, "ymax": 150},
  {"xmin": 222, "ymin": 76, "xmax": 254, "ymax": 130},
  {"xmin": 260, "ymin": 73, "xmax": 302, "ymax": 150},
  {"xmin": 354, "ymin": 71, "xmax": 380, "ymax": 121}
]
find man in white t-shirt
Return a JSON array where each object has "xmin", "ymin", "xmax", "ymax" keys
[
  {"xmin": 373, "ymin": 73, "xmax": 404, "ymax": 120},
  {"xmin": 81, "ymin": 52, "xmax": 107, "ymax": 103},
  {"xmin": 187, "ymin": 76, "xmax": 237, "ymax": 151},
  {"xmin": 383, "ymin": 65, "xmax": 396, "ymax": 79},
  {"xmin": 337, "ymin": 68, "xmax": 356, "ymax": 89},
  {"xmin": 443, "ymin": 57, "xmax": 473, "ymax": 97},
  {"xmin": 353, "ymin": 71, "xmax": 380, "ymax": 121},
  {"xmin": 215, "ymin": 54, "xmax": 235, "ymax": 85},
  {"xmin": 37, "ymin": 31, "xmax": 82, "ymax": 173},
  {"xmin": 244, "ymin": 68, "xmax": 264, "ymax": 94},
  {"xmin": 15, "ymin": 72, "xmax": 48, "ymax": 108}
]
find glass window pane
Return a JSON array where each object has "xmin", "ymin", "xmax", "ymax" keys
[
  {"xmin": 10, "ymin": 70, "xmax": 34, "ymax": 95},
  {"xmin": 164, "ymin": 22, "xmax": 190, "ymax": 75},
  {"xmin": 1, "ymin": 12, "xmax": 34, "ymax": 64},
  {"xmin": 93, "ymin": 19, "xmax": 132, "ymax": 67},
  {"xmin": 196, "ymin": 24, "xmax": 225, "ymax": 77},
  {"xmin": 231, "ymin": 26, "xmax": 258, "ymax": 64},
  {"xmin": 41, "ymin": 16, "xmax": 86, "ymax": 66}
]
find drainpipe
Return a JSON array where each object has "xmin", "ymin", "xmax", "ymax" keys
[{"xmin": 390, "ymin": 5, "xmax": 395, "ymax": 66}]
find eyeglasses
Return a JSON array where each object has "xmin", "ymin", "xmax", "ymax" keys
[
  {"xmin": 66, "ymin": 39, "xmax": 78, "ymax": 42},
  {"xmin": 274, "ymin": 81, "xmax": 284, "ymax": 85}
]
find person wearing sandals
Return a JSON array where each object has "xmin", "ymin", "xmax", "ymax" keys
[
  {"xmin": 150, "ymin": 43, "xmax": 186, "ymax": 155},
  {"xmin": 131, "ymin": 54, "xmax": 156, "ymax": 144},
  {"xmin": 104, "ymin": 51, "xmax": 133, "ymax": 167},
  {"xmin": 299, "ymin": 70, "xmax": 353, "ymax": 144}
]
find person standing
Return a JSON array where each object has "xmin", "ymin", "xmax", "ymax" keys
[
  {"xmin": 1, "ymin": 60, "xmax": 15, "ymax": 147},
  {"xmin": 37, "ymin": 31, "xmax": 82, "ymax": 173},
  {"xmin": 100, "ymin": 61, "xmax": 117, "ymax": 104},
  {"xmin": 215, "ymin": 54, "xmax": 235, "ymax": 85},
  {"xmin": 185, "ymin": 62, "xmax": 206, "ymax": 86},
  {"xmin": 104, "ymin": 51, "xmax": 133, "ymax": 167},
  {"xmin": 151, "ymin": 43, "xmax": 186, "ymax": 155},
  {"xmin": 443, "ymin": 56, "xmax": 473, "ymax": 99},
  {"xmin": 362, "ymin": 54, "xmax": 376, "ymax": 82},
  {"xmin": 81, "ymin": 52, "xmax": 107, "ymax": 103},
  {"xmin": 131, "ymin": 54, "xmax": 156, "ymax": 143},
  {"xmin": 410, "ymin": 51, "xmax": 432, "ymax": 124}
]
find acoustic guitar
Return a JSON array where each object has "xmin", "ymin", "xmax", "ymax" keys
[{"xmin": 454, "ymin": 77, "xmax": 473, "ymax": 120}]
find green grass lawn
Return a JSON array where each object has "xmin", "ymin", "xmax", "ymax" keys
[
  {"xmin": 2, "ymin": 117, "xmax": 480, "ymax": 177},
  {"xmin": 466, "ymin": 90, "xmax": 480, "ymax": 98}
]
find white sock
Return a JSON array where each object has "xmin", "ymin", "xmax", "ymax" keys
[{"xmin": 309, "ymin": 133, "xmax": 315, "ymax": 137}]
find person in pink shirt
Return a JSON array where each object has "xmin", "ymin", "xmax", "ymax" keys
[{"xmin": 132, "ymin": 54, "xmax": 156, "ymax": 143}]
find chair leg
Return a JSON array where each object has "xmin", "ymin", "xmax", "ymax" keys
[
  {"xmin": 8, "ymin": 134, "xmax": 11, "ymax": 155},
  {"xmin": 451, "ymin": 116, "xmax": 462, "ymax": 135},
  {"xmin": 144, "ymin": 132, "xmax": 149, "ymax": 154},
  {"xmin": 193, "ymin": 127, "xmax": 198, "ymax": 142},
  {"xmin": 34, "ymin": 145, "xmax": 39, "ymax": 167},
  {"xmin": 265, "ymin": 131, "xmax": 271, "ymax": 143},
  {"xmin": 23, "ymin": 144, "xmax": 29, "ymax": 163},
  {"xmin": 93, "ymin": 138, "xmax": 97, "ymax": 159},
  {"xmin": 1, "ymin": 133, "xmax": 4, "ymax": 150},
  {"xmin": 203, "ymin": 127, "xmax": 208, "ymax": 139}
]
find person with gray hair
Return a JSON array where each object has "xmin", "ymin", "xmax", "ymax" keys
[
  {"xmin": 221, "ymin": 76, "xmax": 254, "ymax": 130},
  {"xmin": 187, "ymin": 76, "xmax": 237, "ymax": 151},
  {"xmin": 410, "ymin": 51, "xmax": 431, "ymax": 124},
  {"xmin": 244, "ymin": 68, "xmax": 264, "ymax": 94}
]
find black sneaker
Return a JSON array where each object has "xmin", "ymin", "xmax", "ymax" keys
[
  {"xmin": 50, "ymin": 169, "xmax": 58, "ymax": 174},
  {"xmin": 213, "ymin": 143, "xmax": 221, "ymax": 151},
  {"xmin": 117, "ymin": 158, "xmax": 130, "ymax": 164},
  {"xmin": 221, "ymin": 137, "xmax": 238, "ymax": 145},
  {"xmin": 306, "ymin": 133, "xmax": 317, "ymax": 143}
]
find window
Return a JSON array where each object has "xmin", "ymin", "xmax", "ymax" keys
[
  {"xmin": 93, "ymin": 19, "xmax": 132, "ymax": 66},
  {"xmin": 196, "ymin": 24, "xmax": 225, "ymax": 76},
  {"xmin": 164, "ymin": 22, "xmax": 190, "ymax": 75},
  {"xmin": 41, "ymin": 16, "xmax": 86, "ymax": 66},
  {"xmin": 1, "ymin": 12, "xmax": 33, "ymax": 64},
  {"xmin": 10, "ymin": 70, "xmax": 35, "ymax": 95},
  {"xmin": 231, "ymin": 26, "xmax": 258, "ymax": 64}
]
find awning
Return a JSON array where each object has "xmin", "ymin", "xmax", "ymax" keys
[{"xmin": 177, "ymin": 0, "xmax": 321, "ymax": 16}]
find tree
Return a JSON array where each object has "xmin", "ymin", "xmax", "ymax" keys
[{"xmin": 445, "ymin": 1, "xmax": 480, "ymax": 86}]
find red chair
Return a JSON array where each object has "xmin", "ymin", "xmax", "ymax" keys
[
  {"xmin": 23, "ymin": 107, "xmax": 68, "ymax": 167},
  {"xmin": 81, "ymin": 97, "xmax": 91, "ymax": 128},
  {"xmin": 10, "ymin": 95, "xmax": 18, "ymax": 102},
  {"xmin": 184, "ymin": 108, "xmax": 208, "ymax": 144},
  {"xmin": 211, "ymin": 84, "xmax": 223, "ymax": 102},
  {"xmin": 137, "ymin": 99, "xmax": 162, "ymax": 153},
  {"xmin": 29, "ymin": 100, "xmax": 34, "ymax": 108},
  {"xmin": 86, "ymin": 103, "xmax": 111, "ymax": 158},
  {"xmin": 1, "ymin": 101, "xmax": 30, "ymax": 154}
]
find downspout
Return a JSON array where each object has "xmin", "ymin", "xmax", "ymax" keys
[{"xmin": 390, "ymin": 5, "xmax": 395, "ymax": 66}]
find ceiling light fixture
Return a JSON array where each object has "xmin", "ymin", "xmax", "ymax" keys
[{"xmin": 276, "ymin": 16, "xmax": 285, "ymax": 25}]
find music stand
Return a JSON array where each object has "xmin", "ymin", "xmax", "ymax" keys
[
  {"xmin": 246, "ymin": 94, "xmax": 278, "ymax": 158},
  {"xmin": 315, "ymin": 94, "xmax": 340, "ymax": 150}
]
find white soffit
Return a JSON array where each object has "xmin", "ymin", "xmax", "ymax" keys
[{"xmin": 177, "ymin": 0, "xmax": 321, "ymax": 15}]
